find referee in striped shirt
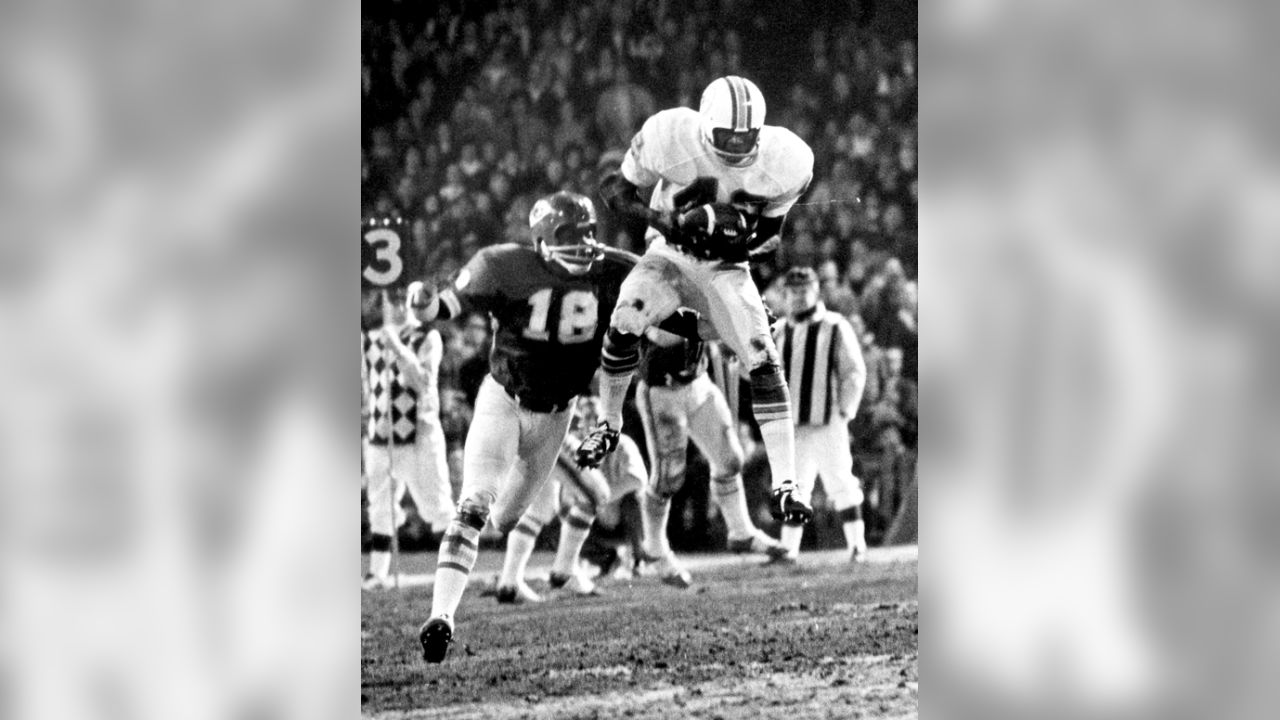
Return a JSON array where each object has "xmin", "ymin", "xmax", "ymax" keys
[{"xmin": 771, "ymin": 267, "xmax": 869, "ymax": 562}]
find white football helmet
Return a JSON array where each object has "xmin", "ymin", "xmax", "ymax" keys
[{"xmin": 698, "ymin": 75, "xmax": 766, "ymax": 165}]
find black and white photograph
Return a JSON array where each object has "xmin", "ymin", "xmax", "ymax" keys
[
  {"xmin": 8, "ymin": 2, "xmax": 1279, "ymax": 720},
  {"xmin": 361, "ymin": 1, "xmax": 918, "ymax": 716}
]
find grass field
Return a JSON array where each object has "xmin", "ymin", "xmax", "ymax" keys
[{"xmin": 362, "ymin": 546, "xmax": 918, "ymax": 719}]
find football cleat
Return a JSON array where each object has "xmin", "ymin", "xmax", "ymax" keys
[
  {"xmin": 763, "ymin": 552, "xmax": 799, "ymax": 566},
  {"xmin": 769, "ymin": 481, "xmax": 814, "ymax": 525},
  {"xmin": 699, "ymin": 76, "xmax": 766, "ymax": 165},
  {"xmin": 495, "ymin": 580, "xmax": 544, "ymax": 605},
  {"xmin": 549, "ymin": 571, "xmax": 601, "ymax": 597},
  {"xmin": 652, "ymin": 553, "xmax": 693, "ymax": 589},
  {"xmin": 850, "ymin": 542, "xmax": 868, "ymax": 563},
  {"xmin": 727, "ymin": 531, "xmax": 790, "ymax": 561},
  {"xmin": 529, "ymin": 191, "xmax": 604, "ymax": 275},
  {"xmin": 574, "ymin": 421, "xmax": 620, "ymax": 468},
  {"xmin": 419, "ymin": 616, "xmax": 454, "ymax": 664}
]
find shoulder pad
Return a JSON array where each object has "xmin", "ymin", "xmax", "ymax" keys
[
  {"xmin": 633, "ymin": 108, "xmax": 703, "ymax": 165},
  {"xmin": 759, "ymin": 126, "xmax": 815, "ymax": 191}
]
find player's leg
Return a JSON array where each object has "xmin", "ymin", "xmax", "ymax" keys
[
  {"xmin": 816, "ymin": 422, "xmax": 868, "ymax": 561},
  {"xmin": 685, "ymin": 377, "xmax": 786, "ymax": 558},
  {"xmin": 427, "ymin": 378, "xmax": 518, "ymax": 629},
  {"xmin": 363, "ymin": 441, "xmax": 397, "ymax": 588},
  {"xmin": 496, "ymin": 470, "xmax": 559, "ymax": 603},
  {"xmin": 779, "ymin": 425, "xmax": 823, "ymax": 561},
  {"xmin": 635, "ymin": 382, "xmax": 693, "ymax": 587},
  {"xmin": 549, "ymin": 481, "xmax": 600, "ymax": 595},
  {"xmin": 702, "ymin": 266, "xmax": 810, "ymax": 524},
  {"xmin": 579, "ymin": 255, "xmax": 683, "ymax": 467}
]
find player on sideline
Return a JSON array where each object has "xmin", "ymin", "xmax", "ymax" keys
[
  {"xmin": 411, "ymin": 191, "xmax": 636, "ymax": 664},
  {"xmin": 634, "ymin": 310, "xmax": 789, "ymax": 586},
  {"xmin": 772, "ymin": 267, "xmax": 869, "ymax": 562},
  {"xmin": 360, "ymin": 287, "xmax": 454, "ymax": 589},
  {"xmin": 492, "ymin": 395, "xmax": 647, "ymax": 603},
  {"xmin": 575, "ymin": 75, "xmax": 815, "ymax": 530}
]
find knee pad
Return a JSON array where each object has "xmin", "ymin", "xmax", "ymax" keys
[
  {"xmin": 454, "ymin": 498, "xmax": 490, "ymax": 531},
  {"xmin": 610, "ymin": 302, "xmax": 651, "ymax": 337},
  {"xmin": 601, "ymin": 328, "xmax": 641, "ymax": 374},
  {"xmin": 748, "ymin": 362, "xmax": 790, "ymax": 410}
]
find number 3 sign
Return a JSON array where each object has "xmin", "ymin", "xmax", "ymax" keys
[{"xmin": 361, "ymin": 217, "xmax": 420, "ymax": 289}]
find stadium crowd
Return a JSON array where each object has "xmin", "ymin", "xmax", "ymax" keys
[{"xmin": 362, "ymin": 0, "xmax": 916, "ymax": 552}]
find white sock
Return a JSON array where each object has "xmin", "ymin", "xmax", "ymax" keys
[
  {"xmin": 711, "ymin": 474, "xmax": 753, "ymax": 539},
  {"xmin": 757, "ymin": 418, "xmax": 796, "ymax": 488},
  {"xmin": 499, "ymin": 520, "xmax": 540, "ymax": 588},
  {"xmin": 431, "ymin": 521, "xmax": 481, "ymax": 619},
  {"xmin": 842, "ymin": 519, "xmax": 867, "ymax": 551},
  {"xmin": 369, "ymin": 550, "xmax": 392, "ymax": 579},
  {"xmin": 640, "ymin": 492, "xmax": 672, "ymax": 558},
  {"xmin": 598, "ymin": 372, "xmax": 633, "ymax": 430},
  {"xmin": 780, "ymin": 523, "xmax": 804, "ymax": 557},
  {"xmin": 552, "ymin": 506, "xmax": 595, "ymax": 575}
]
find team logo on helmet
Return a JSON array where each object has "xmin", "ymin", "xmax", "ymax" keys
[
  {"xmin": 698, "ymin": 76, "xmax": 766, "ymax": 165},
  {"xmin": 529, "ymin": 191, "xmax": 603, "ymax": 275}
]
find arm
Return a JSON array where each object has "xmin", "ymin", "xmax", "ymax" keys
[
  {"xmin": 835, "ymin": 320, "xmax": 868, "ymax": 420},
  {"xmin": 599, "ymin": 171, "xmax": 674, "ymax": 236},
  {"xmin": 746, "ymin": 215, "xmax": 785, "ymax": 254}
]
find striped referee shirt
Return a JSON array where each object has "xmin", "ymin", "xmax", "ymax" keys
[{"xmin": 772, "ymin": 302, "xmax": 867, "ymax": 427}]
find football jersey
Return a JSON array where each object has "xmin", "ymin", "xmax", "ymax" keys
[
  {"xmin": 621, "ymin": 107, "xmax": 814, "ymax": 231},
  {"xmin": 446, "ymin": 244, "xmax": 637, "ymax": 407},
  {"xmin": 361, "ymin": 324, "xmax": 442, "ymax": 445}
]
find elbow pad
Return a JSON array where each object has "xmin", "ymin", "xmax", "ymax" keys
[{"xmin": 600, "ymin": 172, "xmax": 665, "ymax": 229}]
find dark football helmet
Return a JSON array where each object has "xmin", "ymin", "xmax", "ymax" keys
[
  {"xmin": 529, "ymin": 191, "xmax": 603, "ymax": 275},
  {"xmin": 699, "ymin": 75, "xmax": 765, "ymax": 166}
]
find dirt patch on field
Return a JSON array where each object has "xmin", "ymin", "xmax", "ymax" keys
[{"xmin": 363, "ymin": 549, "xmax": 917, "ymax": 719}]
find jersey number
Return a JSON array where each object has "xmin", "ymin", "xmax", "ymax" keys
[
  {"xmin": 672, "ymin": 177, "xmax": 767, "ymax": 224},
  {"xmin": 362, "ymin": 228, "xmax": 404, "ymax": 285},
  {"xmin": 523, "ymin": 288, "xmax": 598, "ymax": 344}
]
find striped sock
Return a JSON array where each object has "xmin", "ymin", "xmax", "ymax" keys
[
  {"xmin": 600, "ymin": 329, "xmax": 640, "ymax": 428},
  {"xmin": 749, "ymin": 364, "xmax": 796, "ymax": 485},
  {"xmin": 499, "ymin": 517, "xmax": 543, "ymax": 588},
  {"xmin": 431, "ymin": 520, "xmax": 482, "ymax": 619},
  {"xmin": 552, "ymin": 506, "xmax": 595, "ymax": 576},
  {"xmin": 711, "ymin": 474, "xmax": 753, "ymax": 539}
]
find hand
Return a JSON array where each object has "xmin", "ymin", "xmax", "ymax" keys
[{"xmin": 673, "ymin": 203, "xmax": 749, "ymax": 260}]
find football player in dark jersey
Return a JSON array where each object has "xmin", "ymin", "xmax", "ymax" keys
[
  {"xmin": 633, "ymin": 310, "xmax": 789, "ymax": 586},
  {"xmin": 411, "ymin": 191, "xmax": 637, "ymax": 664}
]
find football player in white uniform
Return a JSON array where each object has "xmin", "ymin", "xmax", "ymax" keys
[{"xmin": 576, "ymin": 75, "xmax": 815, "ymax": 530}]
